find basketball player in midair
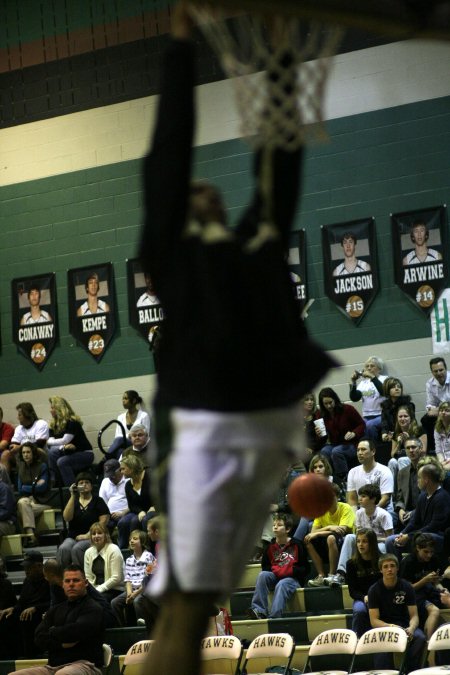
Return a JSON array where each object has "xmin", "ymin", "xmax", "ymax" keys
[{"xmin": 140, "ymin": 4, "xmax": 334, "ymax": 674}]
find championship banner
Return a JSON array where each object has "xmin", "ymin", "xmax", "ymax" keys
[
  {"xmin": 127, "ymin": 258, "xmax": 164, "ymax": 348},
  {"xmin": 67, "ymin": 263, "xmax": 115, "ymax": 362},
  {"xmin": 322, "ymin": 217, "xmax": 378, "ymax": 324},
  {"xmin": 288, "ymin": 229, "xmax": 308, "ymax": 317},
  {"xmin": 392, "ymin": 205, "xmax": 448, "ymax": 315},
  {"xmin": 12, "ymin": 273, "xmax": 57, "ymax": 370}
]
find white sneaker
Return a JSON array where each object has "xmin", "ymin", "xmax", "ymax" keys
[
  {"xmin": 323, "ymin": 574, "xmax": 335, "ymax": 586},
  {"xmin": 308, "ymin": 575, "xmax": 325, "ymax": 587},
  {"xmin": 330, "ymin": 573, "xmax": 346, "ymax": 587}
]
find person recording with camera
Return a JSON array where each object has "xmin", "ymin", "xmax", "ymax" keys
[{"xmin": 57, "ymin": 473, "xmax": 109, "ymax": 569}]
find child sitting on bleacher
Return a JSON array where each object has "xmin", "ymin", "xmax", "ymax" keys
[
  {"xmin": 111, "ymin": 529, "xmax": 157, "ymax": 627},
  {"xmin": 246, "ymin": 513, "xmax": 309, "ymax": 620},
  {"xmin": 305, "ymin": 483, "xmax": 355, "ymax": 586}
]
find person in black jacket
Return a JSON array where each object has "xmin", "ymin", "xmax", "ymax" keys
[
  {"xmin": 246, "ymin": 513, "xmax": 309, "ymax": 619},
  {"xmin": 346, "ymin": 528, "xmax": 381, "ymax": 637},
  {"xmin": 0, "ymin": 550, "xmax": 50, "ymax": 659},
  {"xmin": 9, "ymin": 564, "xmax": 105, "ymax": 675}
]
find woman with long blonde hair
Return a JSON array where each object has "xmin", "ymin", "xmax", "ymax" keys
[{"xmin": 47, "ymin": 395, "xmax": 94, "ymax": 486}]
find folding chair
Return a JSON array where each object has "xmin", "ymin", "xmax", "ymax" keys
[
  {"xmin": 200, "ymin": 635, "xmax": 243, "ymax": 675},
  {"xmin": 302, "ymin": 628, "xmax": 358, "ymax": 675},
  {"xmin": 351, "ymin": 626, "xmax": 409, "ymax": 675},
  {"xmin": 119, "ymin": 639, "xmax": 154, "ymax": 675},
  {"xmin": 409, "ymin": 622, "xmax": 450, "ymax": 675},
  {"xmin": 242, "ymin": 633, "xmax": 295, "ymax": 675}
]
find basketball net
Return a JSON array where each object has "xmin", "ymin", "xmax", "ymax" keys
[{"xmin": 190, "ymin": 6, "xmax": 344, "ymax": 151}]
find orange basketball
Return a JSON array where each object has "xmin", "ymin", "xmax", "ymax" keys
[{"xmin": 287, "ymin": 473, "xmax": 335, "ymax": 518}]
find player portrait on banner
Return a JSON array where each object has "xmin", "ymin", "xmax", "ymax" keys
[
  {"xmin": 127, "ymin": 258, "xmax": 164, "ymax": 351},
  {"xmin": 322, "ymin": 217, "xmax": 378, "ymax": 324},
  {"xmin": 288, "ymin": 229, "xmax": 308, "ymax": 317},
  {"xmin": 67, "ymin": 263, "xmax": 115, "ymax": 362},
  {"xmin": 392, "ymin": 205, "xmax": 448, "ymax": 314},
  {"xmin": 12, "ymin": 273, "xmax": 57, "ymax": 370}
]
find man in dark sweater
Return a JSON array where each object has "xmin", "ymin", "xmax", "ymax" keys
[
  {"xmin": 9, "ymin": 564, "xmax": 104, "ymax": 675},
  {"xmin": 386, "ymin": 462, "xmax": 450, "ymax": 558},
  {"xmin": 246, "ymin": 513, "xmax": 309, "ymax": 619}
]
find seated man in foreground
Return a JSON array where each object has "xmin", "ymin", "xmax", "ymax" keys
[{"xmin": 9, "ymin": 564, "xmax": 105, "ymax": 675}]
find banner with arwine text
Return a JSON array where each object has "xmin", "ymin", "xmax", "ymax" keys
[
  {"xmin": 67, "ymin": 263, "xmax": 115, "ymax": 362},
  {"xmin": 322, "ymin": 217, "xmax": 378, "ymax": 324},
  {"xmin": 12, "ymin": 273, "xmax": 57, "ymax": 370},
  {"xmin": 392, "ymin": 205, "xmax": 448, "ymax": 315}
]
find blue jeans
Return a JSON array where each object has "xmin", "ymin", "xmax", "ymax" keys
[
  {"xmin": 251, "ymin": 571, "xmax": 300, "ymax": 618},
  {"xmin": 373, "ymin": 628, "xmax": 426, "ymax": 672},
  {"xmin": 352, "ymin": 600, "xmax": 371, "ymax": 637},
  {"xmin": 293, "ymin": 517, "xmax": 312, "ymax": 541},
  {"xmin": 365, "ymin": 416, "xmax": 381, "ymax": 441},
  {"xmin": 321, "ymin": 444, "xmax": 356, "ymax": 477},
  {"xmin": 47, "ymin": 447, "xmax": 94, "ymax": 486}
]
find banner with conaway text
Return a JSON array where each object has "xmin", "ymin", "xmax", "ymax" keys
[
  {"xmin": 392, "ymin": 205, "xmax": 448, "ymax": 315},
  {"xmin": 67, "ymin": 263, "xmax": 115, "ymax": 362},
  {"xmin": 288, "ymin": 229, "xmax": 308, "ymax": 318},
  {"xmin": 12, "ymin": 273, "xmax": 57, "ymax": 370},
  {"xmin": 127, "ymin": 258, "xmax": 164, "ymax": 348},
  {"xmin": 321, "ymin": 217, "xmax": 378, "ymax": 324}
]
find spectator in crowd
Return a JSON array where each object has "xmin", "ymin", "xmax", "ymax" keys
[
  {"xmin": 118, "ymin": 455, "xmax": 155, "ymax": 549},
  {"xmin": 9, "ymin": 564, "xmax": 105, "ymax": 675},
  {"xmin": 380, "ymin": 377, "xmax": 415, "ymax": 443},
  {"xmin": 292, "ymin": 454, "xmax": 334, "ymax": 541},
  {"xmin": 2, "ymin": 402, "xmax": 49, "ymax": 473},
  {"xmin": 246, "ymin": 513, "xmax": 309, "ymax": 619},
  {"xmin": 107, "ymin": 390, "xmax": 151, "ymax": 459},
  {"xmin": 43, "ymin": 558, "xmax": 118, "ymax": 628},
  {"xmin": 120, "ymin": 424, "xmax": 150, "ymax": 461},
  {"xmin": 334, "ymin": 484, "xmax": 393, "ymax": 586},
  {"xmin": 349, "ymin": 356, "xmax": 386, "ymax": 441},
  {"xmin": 111, "ymin": 529, "xmax": 158, "ymax": 627},
  {"xmin": 346, "ymin": 438, "xmax": 394, "ymax": 515},
  {"xmin": 0, "ymin": 408, "xmax": 14, "ymax": 464},
  {"xmin": 146, "ymin": 516, "xmax": 161, "ymax": 558},
  {"xmin": 58, "ymin": 472, "xmax": 109, "ymax": 568},
  {"xmin": 0, "ymin": 558, "xmax": 17, "ymax": 659},
  {"xmin": 16, "ymin": 441, "xmax": 51, "ymax": 548},
  {"xmin": 395, "ymin": 437, "xmax": 426, "ymax": 530},
  {"xmin": 306, "ymin": 483, "xmax": 355, "ymax": 587},
  {"xmin": 346, "ymin": 528, "xmax": 381, "ymax": 637},
  {"xmin": 386, "ymin": 463, "xmax": 450, "ymax": 558},
  {"xmin": 389, "ymin": 404, "xmax": 427, "ymax": 482},
  {"xmin": 84, "ymin": 522, "xmax": 124, "ymax": 602},
  {"xmin": 46, "ymin": 396, "xmax": 94, "ymax": 486},
  {"xmin": 368, "ymin": 553, "xmax": 426, "ymax": 672},
  {"xmin": 302, "ymin": 393, "xmax": 325, "ymax": 459},
  {"xmin": 400, "ymin": 533, "xmax": 443, "ymax": 641},
  {"xmin": 422, "ymin": 357, "xmax": 450, "ymax": 453},
  {"xmin": 0, "ymin": 550, "xmax": 50, "ymax": 659},
  {"xmin": 317, "ymin": 387, "xmax": 365, "ymax": 483},
  {"xmin": 99, "ymin": 459, "xmax": 129, "ymax": 531},
  {"xmin": 434, "ymin": 401, "xmax": 450, "ymax": 474},
  {"xmin": 0, "ymin": 473, "xmax": 16, "ymax": 544}
]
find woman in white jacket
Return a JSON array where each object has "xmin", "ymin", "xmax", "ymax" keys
[{"xmin": 84, "ymin": 522, "xmax": 124, "ymax": 601}]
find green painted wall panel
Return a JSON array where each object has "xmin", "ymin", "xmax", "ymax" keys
[{"xmin": 0, "ymin": 94, "xmax": 449, "ymax": 393}]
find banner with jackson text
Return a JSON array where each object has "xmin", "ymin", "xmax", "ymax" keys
[
  {"xmin": 67, "ymin": 263, "xmax": 115, "ymax": 362},
  {"xmin": 392, "ymin": 205, "xmax": 448, "ymax": 315},
  {"xmin": 12, "ymin": 273, "xmax": 57, "ymax": 370},
  {"xmin": 322, "ymin": 217, "xmax": 378, "ymax": 324},
  {"xmin": 288, "ymin": 229, "xmax": 308, "ymax": 317}
]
